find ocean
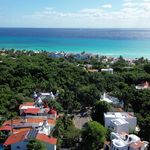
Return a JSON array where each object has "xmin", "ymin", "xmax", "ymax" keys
[{"xmin": 0, "ymin": 28, "xmax": 150, "ymax": 58}]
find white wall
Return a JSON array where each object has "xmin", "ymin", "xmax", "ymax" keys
[
  {"xmin": 126, "ymin": 117, "xmax": 137, "ymax": 132},
  {"xmin": 113, "ymin": 123, "xmax": 129, "ymax": 133}
]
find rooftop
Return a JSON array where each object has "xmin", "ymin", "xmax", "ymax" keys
[
  {"xmin": 111, "ymin": 132, "xmax": 148, "ymax": 149},
  {"xmin": 36, "ymin": 133, "xmax": 57, "ymax": 145},
  {"xmin": 23, "ymin": 108, "xmax": 40, "ymax": 114},
  {"xmin": 19, "ymin": 102, "xmax": 35, "ymax": 109},
  {"xmin": 3, "ymin": 118, "xmax": 56, "ymax": 126},
  {"xmin": 4, "ymin": 130, "xmax": 57, "ymax": 146},
  {"xmin": 104, "ymin": 112, "xmax": 135, "ymax": 119},
  {"xmin": 4, "ymin": 130, "xmax": 27, "ymax": 146},
  {"xmin": 111, "ymin": 118, "xmax": 129, "ymax": 126}
]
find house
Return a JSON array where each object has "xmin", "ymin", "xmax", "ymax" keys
[
  {"xmin": 101, "ymin": 93, "xmax": 124, "ymax": 108},
  {"xmin": 33, "ymin": 91, "xmax": 58, "ymax": 101},
  {"xmin": 135, "ymin": 81, "xmax": 150, "ymax": 90},
  {"xmin": 110, "ymin": 118, "xmax": 129, "ymax": 133},
  {"xmin": 49, "ymin": 52, "xmax": 65, "ymax": 58},
  {"xmin": 104, "ymin": 112, "xmax": 137, "ymax": 133},
  {"xmin": 101, "ymin": 68, "xmax": 114, "ymax": 74},
  {"xmin": 3, "ymin": 130, "xmax": 57, "ymax": 150},
  {"xmin": 19, "ymin": 102, "xmax": 36, "ymax": 115},
  {"xmin": 19, "ymin": 101, "xmax": 57, "ymax": 120},
  {"xmin": 110, "ymin": 132, "xmax": 149, "ymax": 150},
  {"xmin": 3, "ymin": 118, "xmax": 56, "ymax": 135}
]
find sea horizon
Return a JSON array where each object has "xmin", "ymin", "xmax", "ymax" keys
[{"xmin": 0, "ymin": 28, "xmax": 150, "ymax": 59}]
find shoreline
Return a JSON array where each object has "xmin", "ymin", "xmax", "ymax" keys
[{"xmin": 0, "ymin": 48, "xmax": 149, "ymax": 61}]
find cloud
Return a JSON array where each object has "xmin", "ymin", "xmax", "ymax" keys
[
  {"xmin": 102, "ymin": 4, "xmax": 112, "ymax": 9},
  {"xmin": 1, "ymin": 0, "xmax": 150, "ymax": 28}
]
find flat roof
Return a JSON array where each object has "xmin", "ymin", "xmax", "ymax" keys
[
  {"xmin": 104, "ymin": 112, "xmax": 135, "ymax": 118},
  {"xmin": 111, "ymin": 118, "xmax": 129, "ymax": 125}
]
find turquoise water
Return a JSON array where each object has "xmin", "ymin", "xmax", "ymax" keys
[{"xmin": 0, "ymin": 28, "xmax": 150, "ymax": 58}]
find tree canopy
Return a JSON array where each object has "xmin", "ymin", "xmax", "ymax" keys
[{"xmin": 81, "ymin": 121, "xmax": 107, "ymax": 150}]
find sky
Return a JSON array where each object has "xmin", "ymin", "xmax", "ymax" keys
[{"xmin": 0, "ymin": 0, "xmax": 150, "ymax": 28}]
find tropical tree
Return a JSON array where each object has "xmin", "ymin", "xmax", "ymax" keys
[
  {"xmin": 92, "ymin": 101, "xmax": 111, "ymax": 125},
  {"xmin": 27, "ymin": 139, "xmax": 47, "ymax": 150},
  {"xmin": 81, "ymin": 121, "xmax": 107, "ymax": 150}
]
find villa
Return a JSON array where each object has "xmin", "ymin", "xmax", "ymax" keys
[
  {"xmin": 3, "ymin": 130, "xmax": 57, "ymax": 150},
  {"xmin": 104, "ymin": 112, "xmax": 137, "ymax": 133},
  {"xmin": 101, "ymin": 92, "xmax": 124, "ymax": 108},
  {"xmin": 2, "ymin": 118, "xmax": 56, "ymax": 135},
  {"xmin": 110, "ymin": 132, "xmax": 149, "ymax": 150},
  {"xmin": 19, "ymin": 102, "xmax": 57, "ymax": 120}
]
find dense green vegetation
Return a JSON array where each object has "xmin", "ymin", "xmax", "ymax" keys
[
  {"xmin": 53, "ymin": 115, "xmax": 81, "ymax": 149},
  {"xmin": 81, "ymin": 121, "xmax": 107, "ymax": 150},
  {"xmin": 0, "ymin": 50, "xmax": 150, "ymax": 145},
  {"xmin": 27, "ymin": 139, "xmax": 47, "ymax": 150}
]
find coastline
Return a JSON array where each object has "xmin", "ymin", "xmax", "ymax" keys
[
  {"xmin": 0, "ymin": 47, "xmax": 150, "ymax": 60},
  {"xmin": 0, "ymin": 48, "xmax": 149, "ymax": 61}
]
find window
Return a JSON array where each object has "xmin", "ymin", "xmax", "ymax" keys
[{"xmin": 17, "ymin": 146, "xmax": 20, "ymax": 149}]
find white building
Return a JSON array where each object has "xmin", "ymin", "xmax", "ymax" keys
[
  {"xmin": 110, "ymin": 132, "xmax": 149, "ymax": 150},
  {"xmin": 110, "ymin": 118, "xmax": 129, "ymax": 133},
  {"xmin": 104, "ymin": 112, "xmax": 137, "ymax": 133},
  {"xmin": 101, "ymin": 93, "xmax": 124, "ymax": 108},
  {"xmin": 101, "ymin": 68, "xmax": 114, "ymax": 74}
]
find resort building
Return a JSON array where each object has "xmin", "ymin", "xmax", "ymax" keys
[
  {"xmin": 3, "ymin": 130, "xmax": 57, "ymax": 150},
  {"xmin": 135, "ymin": 81, "xmax": 150, "ymax": 90},
  {"xmin": 101, "ymin": 68, "xmax": 114, "ymax": 74},
  {"xmin": 104, "ymin": 112, "xmax": 137, "ymax": 133},
  {"xmin": 110, "ymin": 132, "xmax": 149, "ymax": 150},
  {"xmin": 101, "ymin": 92, "xmax": 124, "ymax": 108}
]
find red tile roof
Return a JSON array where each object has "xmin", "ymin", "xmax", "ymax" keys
[
  {"xmin": 23, "ymin": 108, "xmax": 40, "ymax": 114},
  {"xmin": 0, "ymin": 125, "xmax": 12, "ymax": 131},
  {"xmin": 13, "ymin": 128, "xmax": 32, "ymax": 134},
  {"xmin": 4, "ymin": 131, "xmax": 57, "ymax": 146},
  {"xmin": 48, "ymin": 109, "xmax": 57, "ymax": 115},
  {"xmin": 36, "ymin": 134, "xmax": 57, "ymax": 145},
  {"xmin": 3, "ymin": 131, "xmax": 28, "ymax": 146},
  {"xmin": 19, "ymin": 102, "xmax": 35, "ymax": 109},
  {"xmin": 3, "ymin": 118, "xmax": 56, "ymax": 126}
]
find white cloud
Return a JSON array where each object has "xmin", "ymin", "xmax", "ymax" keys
[
  {"xmin": 1, "ymin": 1, "xmax": 150, "ymax": 28},
  {"xmin": 102, "ymin": 4, "xmax": 112, "ymax": 9}
]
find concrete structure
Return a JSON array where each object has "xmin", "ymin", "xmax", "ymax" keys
[
  {"xmin": 110, "ymin": 118, "xmax": 129, "ymax": 133},
  {"xmin": 110, "ymin": 132, "xmax": 149, "ymax": 150},
  {"xmin": 101, "ymin": 93, "xmax": 124, "ymax": 108},
  {"xmin": 104, "ymin": 112, "xmax": 137, "ymax": 133},
  {"xmin": 101, "ymin": 68, "xmax": 114, "ymax": 74},
  {"xmin": 4, "ymin": 130, "xmax": 57, "ymax": 150}
]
